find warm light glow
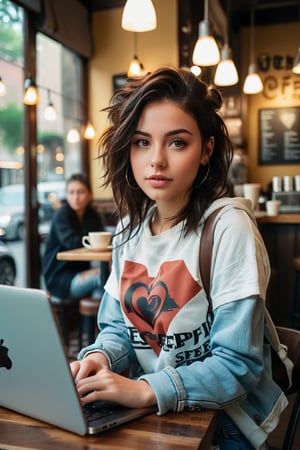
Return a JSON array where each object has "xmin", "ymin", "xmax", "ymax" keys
[
  {"xmin": 190, "ymin": 65, "xmax": 201, "ymax": 77},
  {"xmin": 55, "ymin": 166, "xmax": 64, "ymax": 175},
  {"xmin": 214, "ymin": 46, "xmax": 239, "ymax": 86},
  {"xmin": 292, "ymin": 45, "xmax": 300, "ymax": 74},
  {"xmin": 122, "ymin": 0, "xmax": 157, "ymax": 32},
  {"xmin": 192, "ymin": 20, "xmax": 220, "ymax": 66},
  {"xmin": 56, "ymin": 152, "xmax": 64, "ymax": 161},
  {"xmin": 243, "ymin": 64, "xmax": 263, "ymax": 94},
  {"xmin": 127, "ymin": 56, "xmax": 143, "ymax": 77},
  {"xmin": 37, "ymin": 145, "xmax": 45, "ymax": 154},
  {"xmin": 24, "ymin": 78, "xmax": 39, "ymax": 105},
  {"xmin": 44, "ymin": 102, "xmax": 57, "ymax": 121},
  {"xmin": 0, "ymin": 77, "xmax": 6, "ymax": 96},
  {"xmin": 67, "ymin": 127, "xmax": 80, "ymax": 143},
  {"xmin": 84, "ymin": 121, "xmax": 95, "ymax": 140}
]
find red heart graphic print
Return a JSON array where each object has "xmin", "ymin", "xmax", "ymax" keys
[{"xmin": 121, "ymin": 260, "xmax": 201, "ymax": 354}]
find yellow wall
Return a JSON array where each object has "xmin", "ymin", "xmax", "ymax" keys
[
  {"xmin": 88, "ymin": 0, "xmax": 178, "ymax": 198},
  {"xmin": 88, "ymin": 3, "xmax": 300, "ymax": 196},
  {"xmin": 241, "ymin": 22, "xmax": 300, "ymax": 191}
]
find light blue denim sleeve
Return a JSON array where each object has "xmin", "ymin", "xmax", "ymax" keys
[
  {"xmin": 77, "ymin": 291, "xmax": 138, "ymax": 374},
  {"xmin": 140, "ymin": 297, "xmax": 265, "ymax": 415}
]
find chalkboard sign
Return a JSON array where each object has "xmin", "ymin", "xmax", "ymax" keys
[{"xmin": 259, "ymin": 107, "xmax": 300, "ymax": 165}]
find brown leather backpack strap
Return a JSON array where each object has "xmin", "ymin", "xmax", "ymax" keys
[{"xmin": 199, "ymin": 207, "xmax": 223, "ymax": 313}]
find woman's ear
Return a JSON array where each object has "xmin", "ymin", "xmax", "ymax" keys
[{"xmin": 201, "ymin": 136, "xmax": 214, "ymax": 165}]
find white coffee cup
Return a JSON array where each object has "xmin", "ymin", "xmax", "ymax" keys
[
  {"xmin": 82, "ymin": 231, "xmax": 112, "ymax": 249},
  {"xmin": 243, "ymin": 183, "xmax": 261, "ymax": 211},
  {"xmin": 266, "ymin": 200, "xmax": 282, "ymax": 216}
]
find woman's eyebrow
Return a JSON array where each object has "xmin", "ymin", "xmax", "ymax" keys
[{"xmin": 133, "ymin": 128, "xmax": 192, "ymax": 137}]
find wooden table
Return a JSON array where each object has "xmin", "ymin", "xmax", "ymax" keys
[
  {"xmin": 56, "ymin": 247, "xmax": 112, "ymax": 263},
  {"xmin": 57, "ymin": 247, "xmax": 112, "ymax": 290},
  {"xmin": 0, "ymin": 406, "xmax": 218, "ymax": 450}
]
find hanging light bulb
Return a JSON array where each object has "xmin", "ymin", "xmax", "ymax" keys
[
  {"xmin": 243, "ymin": 9, "xmax": 263, "ymax": 95},
  {"xmin": 292, "ymin": 45, "xmax": 300, "ymax": 74},
  {"xmin": 127, "ymin": 33, "xmax": 145, "ymax": 77},
  {"xmin": 122, "ymin": 0, "xmax": 157, "ymax": 32},
  {"xmin": 0, "ymin": 77, "xmax": 6, "ymax": 96},
  {"xmin": 24, "ymin": 78, "xmax": 39, "ymax": 105},
  {"xmin": 214, "ymin": 44, "xmax": 239, "ymax": 86},
  {"xmin": 214, "ymin": 0, "xmax": 238, "ymax": 87},
  {"xmin": 192, "ymin": 0, "xmax": 220, "ymax": 66},
  {"xmin": 128, "ymin": 55, "xmax": 144, "ymax": 77},
  {"xmin": 84, "ymin": 121, "xmax": 95, "ymax": 140},
  {"xmin": 190, "ymin": 65, "xmax": 202, "ymax": 77},
  {"xmin": 243, "ymin": 63, "xmax": 263, "ymax": 94},
  {"xmin": 44, "ymin": 90, "xmax": 57, "ymax": 121},
  {"xmin": 67, "ymin": 127, "xmax": 80, "ymax": 143}
]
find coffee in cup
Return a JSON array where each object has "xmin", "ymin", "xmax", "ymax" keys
[{"xmin": 82, "ymin": 231, "xmax": 112, "ymax": 250}]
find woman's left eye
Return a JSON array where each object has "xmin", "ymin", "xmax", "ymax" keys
[{"xmin": 170, "ymin": 139, "xmax": 186, "ymax": 149}]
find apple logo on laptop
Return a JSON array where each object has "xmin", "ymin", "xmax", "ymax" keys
[{"xmin": 0, "ymin": 339, "xmax": 12, "ymax": 370}]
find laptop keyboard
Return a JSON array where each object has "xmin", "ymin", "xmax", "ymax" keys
[{"xmin": 84, "ymin": 403, "xmax": 114, "ymax": 422}]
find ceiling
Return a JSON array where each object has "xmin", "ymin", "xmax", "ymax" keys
[{"xmin": 80, "ymin": 0, "xmax": 300, "ymax": 29}]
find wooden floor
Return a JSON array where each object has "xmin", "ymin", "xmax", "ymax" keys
[{"xmin": 68, "ymin": 332, "xmax": 299, "ymax": 450}]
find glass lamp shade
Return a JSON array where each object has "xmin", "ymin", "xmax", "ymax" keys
[
  {"xmin": 292, "ymin": 46, "xmax": 300, "ymax": 74},
  {"xmin": 122, "ymin": 0, "xmax": 157, "ymax": 32},
  {"xmin": 214, "ymin": 46, "xmax": 239, "ymax": 86},
  {"xmin": 243, "ymin": 64, "xmax": 263, "ymax": 94},
  {"xmin": 192, "ymin": 20, "xmax": 220, "ymax": 66},
  {"xmin": 84, "ymin": 121, "xmax": 95, "ymax": 140},
  {"xmin": 24, "ymin": 78, "xmax": 39, "ymax": 105},
  {"xmin": 44, "ymin": 102, "xmax": 57, "ymax": 121},
  {"xmin": 0, "ymin": 77, "xmax": 6, "ymax": 96},
  {"xmin": 127, "ymin": 55, "xmax": 143, "ymax": 77}
]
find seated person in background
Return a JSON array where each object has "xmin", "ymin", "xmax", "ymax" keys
[{"xmin": 43, "ymin": 173, "xmax": 104, "ymax": 300}]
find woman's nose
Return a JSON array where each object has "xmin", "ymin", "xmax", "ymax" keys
[{"xmin": 150, "ymin": 148, "xmax": 167, "ymax": 169}]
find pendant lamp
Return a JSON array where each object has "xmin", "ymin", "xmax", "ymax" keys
[
  {"xmin": 24, "ymin": 78, "xmax": 39, "ymax": 105},
  {"xmin": 243, "ymin": 9, "xmax": 263, "ymax": 94},
  {"xmin": 127, "ymin": 33, "xmax": 145, "ymax": 77},
  {"xmin": 192, "ymin": 0, "xmax": 220, "ymax": 66},
  {"xmin": 122, "ymin": 0, "xmax": 157, "ymax": 32},
  {"xmin": 214, "ymin": 0, "xmax": 239, "ymax": 87},
  {"xmin": 44, "ymin": 89, "xmax": 57, "ymax": 121}
]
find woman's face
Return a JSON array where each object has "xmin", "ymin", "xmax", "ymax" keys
[
  {"xmin": 66, "ymin": 180, "xmax": 91, "ymax": 216},
  {"xmin": 130, "ymin": 100, "xmax": 213, "ymax": 214}
]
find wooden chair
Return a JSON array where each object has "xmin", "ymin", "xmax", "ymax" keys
[
  {"xmin": 78, "ymin": 297, "xmax": 101, "ymax": 348},
  {"xmin": 50, "ymin": 296, "xmax": 79, "ymax": 347},
  {"xmin": 270, "ymin": 327, "xmax": 300, "ymax": 450}
]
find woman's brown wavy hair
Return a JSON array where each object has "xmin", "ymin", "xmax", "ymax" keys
[{"xmin": 98, "ymin": 66, "xmax": 233, "ymax": 239}]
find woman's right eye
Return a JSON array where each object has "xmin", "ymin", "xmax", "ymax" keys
[{"xmin": 133, "ymin": 138, "xmax": 149, "ymax": 148}]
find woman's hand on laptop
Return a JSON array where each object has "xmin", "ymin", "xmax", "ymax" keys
[
  {"xmin": 70, "ymin": 354, "xmax": 156, "ymax": 409},
  {"xmin": 75, "ymin": 367, "xmax": 156, "ymax": 409},
  {"xmin": 70, "ymin": 352, "xmax": 109, "ymax": 382}
]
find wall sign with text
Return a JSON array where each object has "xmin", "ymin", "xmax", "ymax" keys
[{"xmin": 259, "ymin": 107, "xmax": 300, "ymax": 164}]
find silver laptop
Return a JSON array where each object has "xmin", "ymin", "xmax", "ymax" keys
[{"xmin": 0, "ymin": 285, "xmax": 156, "ymax": 435}]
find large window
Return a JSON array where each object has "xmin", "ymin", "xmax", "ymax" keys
[
  {"xmin": 0, "ymin": 0, "xmax": 87, "ymax": 288},
  {"xmin": 36, "ymin": 33, "xmax": 83, "ymax": 183}
]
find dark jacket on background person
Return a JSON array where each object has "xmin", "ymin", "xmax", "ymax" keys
[{"xmin": 42, "ymin": 202, "xmax": 103, "ymax": 298}]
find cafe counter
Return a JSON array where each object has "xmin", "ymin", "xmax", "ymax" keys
[{"xmin": 256, "ymin": 213, "xmax": 300, "ymax": 328}]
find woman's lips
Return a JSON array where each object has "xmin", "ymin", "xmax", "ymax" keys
[{"xmin": 146, "ymin": 175, "xmax": 172, "ymax": 188}]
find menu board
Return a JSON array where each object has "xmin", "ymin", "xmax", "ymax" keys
[{"xmin": 259, "ymin": 107, "xmax": 300, "ymax": 164}]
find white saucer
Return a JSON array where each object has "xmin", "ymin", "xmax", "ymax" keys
[{"xmin": 86, "ymin": 245, "xmax": 112, "ymax": 252}]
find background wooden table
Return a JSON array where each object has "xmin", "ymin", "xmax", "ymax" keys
[{"xmin": 0, "ymin": 406, "xmax": 218, "ymax": 450}]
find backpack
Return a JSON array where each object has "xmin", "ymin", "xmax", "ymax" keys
[{"xmin": 199, "ymin": 207, "xmax": 294, "ymax": 391}]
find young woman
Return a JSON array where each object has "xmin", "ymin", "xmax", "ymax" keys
[
  {"xmin": 71, "ymin": 68, "xmax": 287, "ymax": 449},
  {"xmin": 43, "ymin": 173, "xmax": 103, "ymax": 300}
]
